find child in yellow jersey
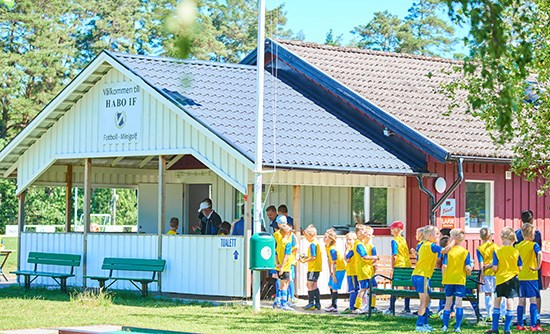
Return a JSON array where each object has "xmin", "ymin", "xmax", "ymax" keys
[
  {"xmin": 412, "ymin": 225, "xmax": 454, "ymax": 333},
  {"xmin": 299, "ymin": 224, "xmax": 322, "ymax": 310},
  {"xmin": 352, "ymin": 224, "xmax": 379, "ymax": 314},
  {"xmin": 323, "ymin": 228, "xmax": 346, "ymax": 312},
  {"xmin": 343, "ymin": 232, "xmax": 359, "ymax": 314},
  {"xmin": 166, "ymin": 217, "xmax": 179, "ymax": 235},
  {"xmin": 486, "ymin": 227, "xmax": 522, "ymax": 334},
  {"xmin": 275, "ymin": 223, "xmax": 294, "ymax": 311},
  {"xmin": 386, "ymin": 221, "xmax": 412, "ymax": 315},
  {"xmin": 411, "ymin": 226, "xmax": 426, "ymax": 258},
  {"xmin": 514, "ymin": 223, "xmax": 542, "ymax": 331},
  {"xmin": 477, "ymin": 227, "xmax": 500, "ymax": 321},
  {"xmin": 441, "ymin": 229, "xmax": 472, "ymax": 332}
]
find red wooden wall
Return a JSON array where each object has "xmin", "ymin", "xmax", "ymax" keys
[{"xmin": 406, "ymin": 158, "xmax": 550, "ymax": 267}]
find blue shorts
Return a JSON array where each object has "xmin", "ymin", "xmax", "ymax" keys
[
  {"xmin": 444, "ymin": 284, "xmax": 466, "ymax": 298},
  {"xmin": 359, "ymin": 279, "xmax": 372, "ymax": 289},
  {"xmin": 347, "ymin": 275, "xmax": 359, "ymax": 292},
  {"xmin": 519, "ymin": 280, "xmax": 540, "ymax": 298},
  {"xmin": 412, "ymin": 275, "xmax": 430, "ymax": 294},
  {"xmin": 329, "ymin": 270, "xmax": 346, "ymax": 290}
]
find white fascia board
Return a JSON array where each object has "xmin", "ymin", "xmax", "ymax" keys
[{"xmin": 0, "ymin": 53, "xmax": 112, "ymax": 163}]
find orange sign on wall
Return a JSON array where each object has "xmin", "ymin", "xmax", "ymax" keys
[{"xmin": 440, "ymin": 199, "xmax": 456, "ymax": 229}]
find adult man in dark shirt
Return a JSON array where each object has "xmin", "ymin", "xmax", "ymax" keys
[
  {"xmin": 266, "ymin": 205, "xmax": 278, "ymax": 233},
  {"xmin": 198, "ymin": 198, "xmax": 222, "ymax": 235},
  {"xmin": 515, "ymin": 209, "xmax": 543, "ymax": 322},
  {"xmin": 277, "ymin": 204, "xmax": 294, "ymax": 229}
]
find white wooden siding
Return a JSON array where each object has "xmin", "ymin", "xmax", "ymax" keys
[
  {"xmin": 16, "ymin": 68, "xmax": 251, "ymax": 195},
  {"xmin": 267, "ymin": 170, "xmax": 407, "ymax": 188},
  {"xmin": 19, "ymin": 232, "xmax": 84, "ymax": 287},
  {"xmin": 296, "ymin": 235, "xmax": 393, "ymax": 295},
  {"xmin": 18, "ymin": 232, "xmax": 244, "ymax": 296},
  {"xmin": 86, "ymin": 234, "xmax": 159, "ymax": 290},
  {"xmin": 162, "ymin": 235, "xmax": 245, "ymax": 297}
]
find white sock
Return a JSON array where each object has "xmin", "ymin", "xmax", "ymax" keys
[
  {"xmin": 485, "ymin": 295, "xmax": 493, "ymax": 318},
  {"xmin": 500, "ymin": 299, "xmax": 506, "ymax": 315}
]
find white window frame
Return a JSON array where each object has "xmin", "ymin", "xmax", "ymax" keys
[{"xmin": 464, "ymin": 180, "xmax": 494, "ymax": 233}]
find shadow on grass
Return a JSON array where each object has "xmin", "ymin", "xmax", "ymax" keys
[{"xmin": 0, "ymin": 285, "xmax": 219, "ymax": 308}]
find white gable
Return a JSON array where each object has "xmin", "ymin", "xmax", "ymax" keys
[{"xmin": 13, "ymin": 59, "xmax": 252, "ymax": 194}]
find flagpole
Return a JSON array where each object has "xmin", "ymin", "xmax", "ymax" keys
[{"xmin": 252, "ymin": 0, "xmax": 266, "ymax": 313}]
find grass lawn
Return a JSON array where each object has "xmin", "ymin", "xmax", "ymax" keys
[
  {"xmin": 0, "ymin": 286, "xmax": 492, "ymax": 333},
  {"xmin": 1, "ymin": 236, "xmax": 17, "ymax": 274}
]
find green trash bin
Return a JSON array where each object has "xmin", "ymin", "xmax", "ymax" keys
[{"xmin": 249, "ymin": 232, "xmax": 275, "ymax": 270}]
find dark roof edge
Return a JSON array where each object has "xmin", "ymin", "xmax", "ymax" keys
[
  {"xmin": 104, "ymin": 51, "xmax": 256, "ymax": 164},
  {"xmin": 112, "ymin": 52, "xmax": 256, "ymax": 71},
  {"xmin": 448, "ymin": 155, "xmax": 513, "ymax": 165},
  {"xmin": 242, "ymin": 38, "xmax": 450, "ymax": 163}
]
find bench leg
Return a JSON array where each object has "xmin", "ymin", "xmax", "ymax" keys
[
  {"xmin": 24, "ymin": 275, "xmax": 30, "ymax": 290},
  {"xmin": 141, "ymin": 282, "xmax": 148, "ymax": 297},
  {"xmin": 60, "ymin": 278, "xmax": 67, "ymax": 292}
]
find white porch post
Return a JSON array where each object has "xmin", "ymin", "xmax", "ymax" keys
[
  {"xmin": 157, "ymin": 155, "xmax": 166, "ymax": 291},
  {"xmin": 292, "ymin": 185, "xmax": 301, "ymax": 295},
  {"xmin": 243, "ymin": 183, "xmax": 253, "ymax": 298},
  {"xmin": 65, "ymin": 165, "xmax": 73, "ymax": 232},
  {"xmin": 82, "ymin": 158, "xmax": 92, "ymax": 287},
  {"xmin": 16, "ymin": 190, "xmax": 26, "ymax": 274}
]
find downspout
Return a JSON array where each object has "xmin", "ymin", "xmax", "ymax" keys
[
  {"xmin": 432, "ymin": 158, "xmax": 464, "ymax": 215},
  {"xmin": 416, "ymin": 175, "xmax": 436, "ymax": 225},
  {"xmin": 416, "ymin": 158, "xmax": 464, "ymax": 226}
]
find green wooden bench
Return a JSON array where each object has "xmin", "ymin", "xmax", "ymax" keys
[
  {"xmin": 368, "ymin": 268, "xmax": 482, "ymax": 321},
  {"xmin": 85, "ymin": 257, "xmax": 166, "ymax": 297},
  {"xmin": 11, "ymin": 252, "xmax": 81, "ymax": 292}
]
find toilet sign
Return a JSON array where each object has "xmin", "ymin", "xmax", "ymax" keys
[
  {"xmin": 218, "ymin": 237, "xmax": 238, "ymax": 249},
  {"xmin": 440, "ymin": 199, "xmax": 456, "ymax": 229}
]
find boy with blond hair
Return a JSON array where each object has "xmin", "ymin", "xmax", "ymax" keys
[
  {"xmin": 299, "ymin": 224, "xmax": 322, "ymax": 310},
  {"xmin": 413, "ymin": 225, "xmax": 454, "ymax": 332},
  {"xmin": 343, "ymin": 231, "xmax": 359, "ymax": 313},
  {"xmin": 323, "ymin": 228, "xmax": 346, "ymax": 312},
  {"xmin": 352, "ymin": 224, "xmax": 379, "ymax": 314},
  {"xmin": 477, "ymin": 227, "xmax": 500, "ymax": 321},
  {"xmin": 411, "ymin": 226, "xmax": 426, "ymax": 257},
  {"xmin": 385, "ymin": 221, "xmax": 412, "ymax": 314},
  {"xmin": 486, "ymin": 227, "xmax": 522, "ymax": 334},
  {"xmin": 441, "ymin": 228, "xmax": 472, "ymax": 332},
  {"xmin": 514, "ymin": 223, "xmax": 542, "ymax": 331},
  {"xmin": 275, "ymin": 223, "xmax": 294, "ymax": 311}
]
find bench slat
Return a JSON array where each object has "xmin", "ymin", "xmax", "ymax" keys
[
  {"xmin": 101, "ymin": 258, "xmax": 166, "ymax": 272},
  {"xmin": 12, "ymin": 270, "xmax": 74, "ymax": 278},
  {"xmin": 28, "ymin": 252, "xmax": 81, "ymax": 267},
  {"xmin": 85, "ymin": 275, "xmax": 156, "ymax": 283}
]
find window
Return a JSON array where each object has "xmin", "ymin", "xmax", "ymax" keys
[
  {"xmin": 352, "ymin": 187, "xmax": 388, "ymax": 226},
  {"xmin": 465, "ymin": 181, "xmax": 493, "ymax": 231}
]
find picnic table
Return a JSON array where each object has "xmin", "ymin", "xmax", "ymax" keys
[{"xmin": 0, "ymin": 250, "xmax": 13, "ymax": 281}]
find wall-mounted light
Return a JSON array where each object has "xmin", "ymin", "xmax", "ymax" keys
[{"xmin": 383, "ymin": 127, "xmax": 395, "ymax": 137}]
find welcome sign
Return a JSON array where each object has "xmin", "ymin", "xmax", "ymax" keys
[{"xmin": 99, "ymin": 82, "xmax": 142, "ymax": 145}]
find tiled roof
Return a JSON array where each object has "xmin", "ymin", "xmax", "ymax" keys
[
  {"xmin": 112, "ymin": 53, "xmax": 424, "ymax": 174},
  {"xmin": 277, "ymin": 40, "xmax": 513, "ymax": 159}
]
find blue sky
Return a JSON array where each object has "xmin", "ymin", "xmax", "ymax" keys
[{"xmin": 268, "ymin": 0, "xmax": 468, "ymax": 55}]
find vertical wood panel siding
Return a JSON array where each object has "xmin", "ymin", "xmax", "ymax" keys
[
  {"xmin": 19, "ymin": 232, "xmax": 84, "ymax": 287},
  {"xmin": 407, "ymin": 159, "xmax": 550, "ymax": 281},
  {"xmin": 16, "ymin": 68, "xmax": 251, "ymax": 194},
  {"xmin": 161, "ymin": 235, "xmax": 245, "ymax": 296},
  {"xmin": 86, "ymin": 234, "xmax": 159, "ymax": 290},
  {"xmin": 295, "ymin": 235, "xmax": 393, "ymax": 295}
]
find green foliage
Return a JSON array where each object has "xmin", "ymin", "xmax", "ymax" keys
[
  {"xmin": 443, "ymin": 0, "xmax": 550, "ymax": 192},
  {"xmin": 0, "ymin": 180, "xmax": 17, "ymax": 232},
  {"xmin": 352, "ymin": 0, "xmax": 458, "ymax": 57},
  {"xmin": 324, "ymin": 29, "xmax": 344, "ymax": 46}
]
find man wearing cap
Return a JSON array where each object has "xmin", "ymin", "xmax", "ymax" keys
[{"xmin": 198, "ymin": 198, "xmax": 222, "ymax": 235}]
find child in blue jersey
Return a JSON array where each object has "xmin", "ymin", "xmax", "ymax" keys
[
  {"xmin": 299, "ymin": 224, "xmax": 323, "ymax": 310},
  {"xmin": 485, "ymin": 227, "xmax": 522, "ymax": 334},
  {"xmin": 515, "ymin": 223, "xmax": 542, "ymax": 331},
  {"xmin": 385, "ymin": 220, "xmax": 412, "ymax": 315},
  {"xmin": 441, "ymin": 229, "xmax": 473, "ymax": 332},
  {"xmin": 323, "ymin": 228, "xmax": 346, "ymax": 312},
  {"xmin": 275, "ymin": 223, "xmax": 294, "ymax": 311},
  {"xmin": 412, "ymin": 225, "xmax": 454, "ymax": 333}
]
